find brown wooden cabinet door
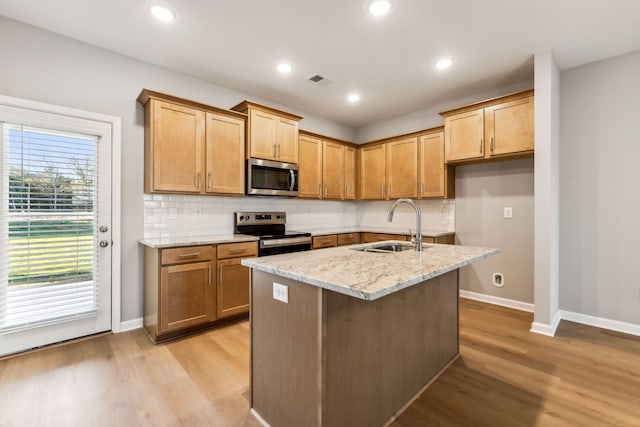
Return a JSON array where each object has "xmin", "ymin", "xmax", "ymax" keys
[
  {"xmin": 420, "ymin": 132, "xmax": 445, "ymax": 198},
  {"xmin": 298, "ymin": 135, "xmax": 322, "ymax": 198},
  {"xmin": 205, "ymin": 112, "xmax": 245, "ymax": 195},
  {"xmin": 312, "ymin": 235, "xmax": 338, "ymax": 249},
  {"xmin": 362, "ymin": 233, "xmax": 409, "ymax": 243},
  {"xmin": 276, "ymin": 117, "xmax": 299, "ymax": 163},
  {"xmin": 485, "ymin": 95, "xmax": 534, "ymax": 157},
  {"xmin": 159, "ymin": 261, "xmax": 215, "ymax": 333},
  {"xmin": 444, "ymin": 108, "xmax": 485, "ymax": 162},
  {"xmin": 360, "ymin": 144, "xmax": 386, "ymax": 200},
  {"xmin": 151, "ymin": 100, "xmax": 204, "ymax": 193},
  {"xmin": 344, "ymin": 146, "xmax": 356, "ymax": 200},
  {"xmin": 249, "ymin": 109, "xmax": 277, "ymax": 160},
  {"xmin": 217, "ymin": 258, "xmax": 250, "ymax": 318},
  {"xmin": 337, "ymin": 232, "xmax": 360, "ymax": 246},
  {"xmin": 323, "ymin": 140, "xmax": 345, "ymax": 200},
  {"xmin": 386, "ymin": 137, "xmax": 418, "ymax": 199}
]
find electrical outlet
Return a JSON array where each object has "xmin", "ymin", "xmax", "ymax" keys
[
  {"xmin": 493, "ymin": 273, "xmax": 504, "ymax": 287},
  {"xmin": 503, "ymin": 207, "xmax": 513, "ymax": 219},
  {"xmin": 273, "ymin": 282, "xmax": 288, "ymax": 303}
]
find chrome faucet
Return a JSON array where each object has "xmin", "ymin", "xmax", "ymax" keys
[{"xmin": 387, "ymin": 198, "xmax": 422, "ymax": 251}]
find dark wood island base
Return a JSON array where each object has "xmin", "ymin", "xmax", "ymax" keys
[{"xmin": 250, "ymin": 269, "xmax": 459, "ymax": 427}]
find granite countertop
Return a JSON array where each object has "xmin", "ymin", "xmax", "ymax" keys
[
  {"xmin": 297, "ymin": 227, "xmax": 455, "ymax": 238},
  {"xmin": 242, "ymin": 241, "xmax": 498, "ymax": 301},
  {"xmin": 139, "ymin": 234, "xmax": 259, "ymax": 249}
]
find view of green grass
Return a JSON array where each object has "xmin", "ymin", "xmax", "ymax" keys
[{"xmin": 9, "ymin": 234, "xmax": 94, "ymax": 287}]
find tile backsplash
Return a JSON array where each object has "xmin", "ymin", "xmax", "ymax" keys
[{"xmin": 144, "ymin": 194, "xmax": 454, "ymax": 238}]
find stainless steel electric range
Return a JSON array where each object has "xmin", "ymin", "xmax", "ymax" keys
[{"xmin": 234, "ymin": 211, "xmax": 312, "ymax": 256}]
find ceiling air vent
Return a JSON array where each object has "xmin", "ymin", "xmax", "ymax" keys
[{"xmin": 307, "ymin": 74, "xmax": 333, "ymax": 86}]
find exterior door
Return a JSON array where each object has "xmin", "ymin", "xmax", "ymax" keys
[{"xmin": 0, "ymin": 104, "xmax": 113, "ymax": 357}]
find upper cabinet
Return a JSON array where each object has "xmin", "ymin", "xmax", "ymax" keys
[
  {"xmin": 441, "ymin": 90, "xmax": 534, "ymax": 164},
  {"xmin": 298, "ymin": 132, "xmax": 352, "ymax": 200},
  {"xmin": 231, "ymin": 101, "xmax": 302, "ymax": 164},
  {"xmin": 359, "ymin": 131, "xmax": 452, "ymax": 200},
  {"xmin": 359, "ymin": 136, "xmax": 418, "ymax": 200},
  {"xmin": 419, "ymin": 130, "xmax": 454, "ymax": 198},
  {"xmin": 138, "ymin": 89, "xmax": 246, "ymax": 195}
]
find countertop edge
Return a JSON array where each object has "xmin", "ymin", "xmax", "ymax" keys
[{"xmin": 139, "ymin": 234, "xmax": 259, "ymax": 249}]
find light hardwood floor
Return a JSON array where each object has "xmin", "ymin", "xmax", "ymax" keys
[{"xmin": 1, "ymin": 299, "xmax": 639, "ymax": 426}]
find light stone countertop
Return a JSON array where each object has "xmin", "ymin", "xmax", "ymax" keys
[
  {"xmin": 242, "ymin": 241, "xmax": 498, "ymax": 301},
  {"xmin": 139, "ymin": 234, "xmax": 259, "ymax": 249},
  {"xmin": 297, "ymin": 226, "xmax": 455, "ymax": 238}
]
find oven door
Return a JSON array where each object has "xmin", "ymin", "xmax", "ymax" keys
[
  {"xmin": 259, "ymin": 236, "xmax": 311, "ymax": 256},
  {"xmin": 247, "ymin": 158, "xmax": 298, "ymax": 197}
]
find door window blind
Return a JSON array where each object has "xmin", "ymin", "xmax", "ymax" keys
[{"xmin": 0, "ymin": 123, "xmax": 99, "ymax": 331}]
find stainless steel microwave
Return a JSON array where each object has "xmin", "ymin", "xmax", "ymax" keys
[{"xmin": 247, "ymin": 158, "xmax": 299, "ymax": 197}]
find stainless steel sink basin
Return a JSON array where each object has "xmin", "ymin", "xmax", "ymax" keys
[{"xmin": 352, "ymin": 243, "xmax": 416, "ymax": 253}]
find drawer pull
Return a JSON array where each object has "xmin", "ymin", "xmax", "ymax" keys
[{"xmin": 178, "ymin": 253, "xmax": 200, "ymax": 258}]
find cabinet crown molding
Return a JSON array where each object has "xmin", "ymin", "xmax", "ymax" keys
[
  {"xmin": 439, "ymin": 89, "xmax": 534, "ymax": 117},
  {"xmin": 231, "ymin": 100, "xmax": 303, "ymax": 122}
]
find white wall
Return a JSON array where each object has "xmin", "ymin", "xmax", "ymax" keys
[
  {"xmin": 0, "ymin": 16, "xmax": 354, "ymax": 322},
  {"xmin": 455, "ymin": 159, "xmax": 534, "ymax": 303},
  {"xmin": 559, "ymin": 49, "xmax": 640, "ymax": 326}
]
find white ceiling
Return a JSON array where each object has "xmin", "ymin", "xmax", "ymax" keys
[{"xmin": 1, "ymin": 0, "xmax": 640, "ymax": 128}]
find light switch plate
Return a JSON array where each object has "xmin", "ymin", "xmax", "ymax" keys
[
  {"xmin": 273, "ymin": 282, "xmax": 289, "ymax": 303},
  {"xmin": 504, "ymin": 207, "xmax": 513, "ymax": 219}
]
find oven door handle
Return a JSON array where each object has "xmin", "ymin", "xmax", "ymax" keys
[
  {"xmin": 261, "ymin": 236, "xmax": 311, "ymax": 248},
  {"xmin": 289, "ymin": 169, "xmax": 296, "ymax": 192}
]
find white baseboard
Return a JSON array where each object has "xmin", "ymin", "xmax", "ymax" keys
[
  {"xmin": 250, "ymin": 409, "xmax": 271, "ymax": 427},
  {"xmin": 117, "ymin": 318, "xmax": 143, "ymax": 333},
  {"xmin": 459, "ymin": 290, "xmax": 534, "ymax": 312},
  {"xmin": 529, "ymin": 310, "xmax": 561, "ymax": 337},
  {"xmin": 559, "ymin": 310, "xmax": 640, "ymax": 337}
]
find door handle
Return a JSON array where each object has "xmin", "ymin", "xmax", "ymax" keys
[
  {"xmin": 219, "ymin": 265, "xmax": 223, "ymax": 284},
  {"xmin": 289, "ymin": 169, "xmax": 296, "ymax": 192},
  {"xmin": 208, "ymin": 266, "xmax": 212, "ymax": 286}
]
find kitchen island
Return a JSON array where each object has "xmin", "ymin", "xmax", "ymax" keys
[{"xmin": 242, "ymin": 242, "xmax": 498, "ymax": 427}]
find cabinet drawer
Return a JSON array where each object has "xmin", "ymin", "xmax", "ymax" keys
[
  {"xmin": 337, "ymin": 233, "xmax": 361, "ymax": 246},
  {"xmin": 313, "ymin": 235, "xmax": 338, "ymax": 249},
  {"xmin": 217, "ymin": 241, "xmax": 258, "ymax": 259},
  {"xmin": 362, "ymin": 233, "xmax": 409, "ymax": 243},
  {"xmin": 161, "ymin": 245, "xmax": 215, "ymax": 265},
  {"xmin": 422, "ymin": 234, "xmax": 455, "ymax": 245}
]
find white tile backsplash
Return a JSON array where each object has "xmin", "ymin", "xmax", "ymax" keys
[{"xmin": 143, "ymin": 194, "xmax": 454, "ymax": 238}]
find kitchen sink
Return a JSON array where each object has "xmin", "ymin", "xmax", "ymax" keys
[{"xmin": 352, "ymin": 243, "xmax": 416, "ymax": 253}]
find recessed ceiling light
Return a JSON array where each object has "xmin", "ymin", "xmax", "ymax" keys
[
  {"xmin": 277, "ymin": 63, "xmax": 293, "ymax": 73},
  {"xmin": 435, "ymin": 58, "xmax": 453, "ymax": 70},
  {"xmin": 150, "ymin": 5, "xmax": 175, "ymax": 22},
  {"xmin": 347, "ymin": 93, "xmax": 361, "ymax": 103},
  {"xmin": 368, "ymin": 0, "xmax": 391, "ymax": 16}
]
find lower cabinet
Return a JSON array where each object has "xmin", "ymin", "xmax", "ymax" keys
[
  {"xmin": 312, "ymin": 235, "xmax": 338, "ymax": 249},
  {"xmin": 422, "ymin": 234, "xmax": 455, "ymax": 245},
  {"xmin": 362, "ymin": 233, "xmax": 410, "ymax": 243},
  {"xmin": 216, "ymin": 241, "xmax": 258, "ymax": 318},
  {"xmin": 160, "ymin": 260, "xmax": 215, "ymax": 333},
  {"xmin": 337, "ymin": 232, "xmax": 361, "ymax": 246},
  {"xmin": 144, "ymin": 241, "xmax": 257, "ymax": 343}
]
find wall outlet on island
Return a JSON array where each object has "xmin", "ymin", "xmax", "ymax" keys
[{"xmin": 273, "ymin": 282, "xmax": 289, "ymax": 303}]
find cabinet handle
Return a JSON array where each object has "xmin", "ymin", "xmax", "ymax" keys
[
  {"xmin": 381, "ymin": 184, "xmax": 384, "ymax": 198},
  {"xmin": 207, "ymin": 172, "xmax": 212, "ymax": 190},
  {"xmin": 388, "ymin": 184, "xmax": 391, "ymax": 197},
  {"xmin": 196, "ymin": 172, "xmax": 201, "ymax": 189},
  {"xmin": 319, "ymin": 184, "xmax": 322, "ymax": 198},
  {"xmin": 324, "ymin": 184, "xmax": 327, "ymax": 196},
  {"xmin": 490, "ymin": 137, "xmax": 494, "ymax": 154},
  {"xmin": 277, "ymin": 144, "xmax": 281, "ymax": 159},
  {"xmin": 480, "ymin": 139, "xmax": 483, "ymax": 154},
  {"xmin": 228, "ymin": 249, "xmax": 246, "ymax": 255},
  {"xmin": 178, "ymin": 252, "xmax": 200, "ymax": 258},
  {"xmin": 421, "ymin": 183, "xmax": 425, "ymax": 195},
  {"xmin": 219, "ymin": 265, "xmax": 223, "ymax": 283},
  {"xmin": 273, "ymin": 144, "xmax": 277, "ymax": 158},
  {"xmin": 208, "ymin": 265, "xmax": 212, "ymax": 286}
]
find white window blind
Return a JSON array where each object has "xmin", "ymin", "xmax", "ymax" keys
[{"xmin": 0, "ymin": 123, "xmax": 99, "ymax": 332}]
